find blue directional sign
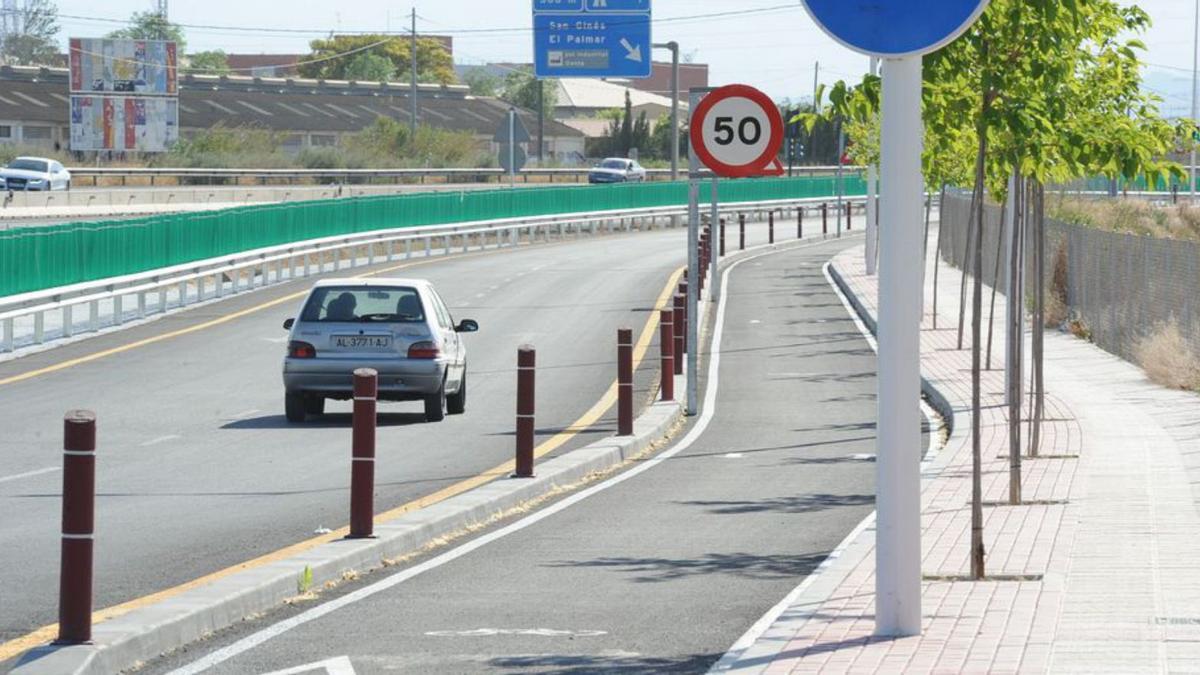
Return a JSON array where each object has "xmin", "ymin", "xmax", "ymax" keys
[
  {"xmin": 800, "ymin": 0, "xmax": 989, "ymax": 57},
  {"xmin": 533, "ymin": 0, "xmax": 652, "ymax": 79}
]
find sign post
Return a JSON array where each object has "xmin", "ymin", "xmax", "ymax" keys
[{"xmin": 800, "ymin": 0, "xmax": 989, "ymax": 638}]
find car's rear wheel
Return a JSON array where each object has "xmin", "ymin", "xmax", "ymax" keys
[
  {"xmin": 447, "ymin": 371, "xmax": 466, "ymax": 415},
  {"xmin": 285, "ymin": 391, "xmax": 307, "ymax": 423},
  {"xmin": 303, "ymin": 394, "xmax": 325, "ymax": 417},
  {"xmin": 424, "ymin": 383, "xmax": 447, "ymax": 422}
]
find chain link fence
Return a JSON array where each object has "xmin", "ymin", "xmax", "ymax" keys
[{"xmin": 939, "ymin": 189, "xmax": 1200, "ymax": 364}]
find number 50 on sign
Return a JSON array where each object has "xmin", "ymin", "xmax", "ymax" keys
[{"xmin": 690, "ymin": 84, "xmax": 784, "ymax": 178}]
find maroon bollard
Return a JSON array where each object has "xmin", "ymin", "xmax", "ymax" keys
[
  {"xmin": 58, "ymin": 410, "xmax": 96, "ymax": 644},
  {"xmin": 822, "ymin": 202, "xmax": 829, "ymax": 234},
  {"xmin": 349, "ymin": 368, "xmax": 377, "ymax": 539},
  {"xmin": 769, "ymin": 210, "xmax": 775, "ymax": 244},
  {"xmin": 617, "ymin": 328, "xmax": 634, "ymax": 436},
  {"xmin": 672, "ymin": 294, "xmax": 686, "ymax": 375},
  {"xmin": 719, "ymin": 218, "xmax": 726, "ymax": 257},
  {"xmin": 515, "ymin": 346, "xmax": 536, "ymax": 477},
  {"xmin": 847, "ymin": 202, "xmax": 853, "ymax": 230},
  {"xmin": 739, "ymin": 213, "xmax": 746, "ymax": 250},
  {"xmin": 659, "ymin": 310, "xmax": 675, "ymax": 401},
  {"xmin": 798, "ymin": 206, "xmax": 804, "ymax": 239}
]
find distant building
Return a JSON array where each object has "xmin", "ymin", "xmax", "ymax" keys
[
  {"xmin": 0, "ymin": 65, "xmax": 585, "ymax": 162},
  {"xmin": 624, "ymin": 61, "xmax": 709, "ymax": 98}
]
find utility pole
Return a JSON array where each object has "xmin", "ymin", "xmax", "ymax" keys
[
  {"xmin": 1192, "ymin": 0, "xmax": 1198, "ymax": 201},
  {"xmin": 157, "ymin": 0, "xmax": 169, "ymax": 40},
  {"xmin": 410, "ymin": 8, "xmax": 418, "ymax": 139},
  {"xmin": 537, "ymin": 79, "xmax": 545, "ymax": 163},
  {"xmin": 653, "ymin": 42, "xmax": 681, "ymax": 180},
  {"xmin": 811, "ymin": 61, "xmax": 820, "ymax": 166}
]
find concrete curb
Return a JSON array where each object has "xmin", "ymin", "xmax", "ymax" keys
[
  {"xmin": 11, "ymin": 387, "xmax": 685, "ymax": 675},
  {"xmin": 826, "ymin": 261, "xmax": 957, "ymax": 441}
]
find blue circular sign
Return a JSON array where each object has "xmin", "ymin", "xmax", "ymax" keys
[{"xmin": 801, "ymin": 0, "xmax": 990, "ymax": 57}]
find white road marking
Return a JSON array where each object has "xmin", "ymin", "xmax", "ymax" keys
[
  {"xmin": 229, "ymin": 409, "xmax": 260, "ymax": 420},
  {"xmin": 0, "ymin": 466, "xmax": 60, "ymax": 484},
  {"xmin": 167, "ymin": 241, "xmax": 829, "ymax": 675},
  {"xmin": 424, "ymin": 628, "xmax": 607, "ymax": 638},
  {"xmin": 140, "ymin": 435, "xmax": 182, "ymax": 448},
  {"xmin": 749, "ymin": 320, "xmax": 762, "ymax": 325},
  {"xmin": 848, "ymin": 454, "xmax": 877, "ymax": 462},
  {"xmin": 261, "ymin": 337, "xmax": 289, "ymax": 344},
  {"xmin": 260, "ymin": 656, "xmax": 356, "ymax": 675},
  {"xmin": 723, "ymin": 453, "xmax": 745, "ymax": 459},
  {"xmin": 475, "ymin": 293, "xmax": 486, "ymax": 299}
]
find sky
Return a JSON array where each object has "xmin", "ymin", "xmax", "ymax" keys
[{"xmin": 49, "ymin": 0, "xmax": 1200, "ymax": 116}]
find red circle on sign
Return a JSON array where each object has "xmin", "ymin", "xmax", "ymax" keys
[{"xmin": 690, "ymin": 84, "xmax": 784, "ymax": 178}]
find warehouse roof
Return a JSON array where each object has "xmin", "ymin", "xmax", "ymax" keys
[{"xmin": 0, "ymin": 66, "xmax": 582, "ymax": 138}]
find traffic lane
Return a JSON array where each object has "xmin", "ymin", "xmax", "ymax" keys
[
  {"xmin": 0, "ymin": 230, "xmax": 685, "ymax": 643},
  {"xmin": 150, "ymin": 236, "xmax": 917, "ymax": 674}
]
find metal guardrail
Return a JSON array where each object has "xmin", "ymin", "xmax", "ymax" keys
[
  {"xmin": 0, "ymin": 195, "xmax": 865, "ymax": 353},
  {"xmin": 65, "ymin": 166, "xmax": 856, "ymax": 187}
]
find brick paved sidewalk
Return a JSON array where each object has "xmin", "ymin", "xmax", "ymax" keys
[{"xmin": 714, "ymin": 242, "xmax": 1200, "ymax": 674}]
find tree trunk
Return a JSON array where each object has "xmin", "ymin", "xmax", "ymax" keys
[
  {"xmin": 1008, "ymin": 174, "xmax": 1024, "ymax": 505},
  {"xmin": 957, "ymin": 184, "xmax": 976, "ymax": 351},
  {"xmin": 932, "ymin": 183, "xmax": 946, "ymax": 330},
  {"xmin": 969, "ymin": 134, "xmax": 988, "ymax": 582},
  {"xmin": 1029, "ymin": 181, "xmax": 1046, "ymax": 457},
  {"xmin": 986, "ymin": 200, "xmax": 1006, "ymax": 370}
]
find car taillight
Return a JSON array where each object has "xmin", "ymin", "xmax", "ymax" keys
[
  {"xmin": 407, "ymin": 341, "xmax": 440, "ymax": 359},
  {"xmin": 288, "ymin": 341, "xmax": 317, "ymax": 358}
]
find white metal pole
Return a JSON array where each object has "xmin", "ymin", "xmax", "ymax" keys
[
  {"xmin": 508, "ymin": 108, "xmax": 516, "ymax": 187},
  {"xmin": 875, "ymin": 55, "xmax": 923, "ymax": 638},
  {"xmin": 1192, "ymin": 0, "xmax": 1198, "ymax": 201},
  {"xmin": 836, "ymin": 119, "xmax": 845, "ymax": 236},
  {"xmin": 866, "ymin": 57, "xmax": 880, "ymax": 275}
]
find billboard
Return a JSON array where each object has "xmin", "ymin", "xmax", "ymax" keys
[
  {"xmin": 69, "ymin": 38, "xmax": 178, "ymax": 95},
  {"xmin": 70, "ymin": 96, "xmax": 179, "ymax": 152}
]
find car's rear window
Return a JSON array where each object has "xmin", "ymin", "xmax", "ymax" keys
[
  {"xmin": 7, "ymin": 159, "xmax": 48, "ymax": 172},
  {"xmin": 300, "ymin": 287, "xmax": 426, "ymax": 323}
]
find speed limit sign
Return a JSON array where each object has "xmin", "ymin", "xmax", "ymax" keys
[{"xmin": 690, "ymin": 84, "xmax": 785, "ymax": 178}]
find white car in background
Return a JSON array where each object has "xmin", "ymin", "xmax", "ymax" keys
[
  {"xmin": 0, "ymin": 157, "xmax": 71, "ymax": 191},
  {"xmin": 588, "ymin": 157, "xmax": 648, "ymax": 184}
]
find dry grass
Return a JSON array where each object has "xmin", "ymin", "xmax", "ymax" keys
[
  {"xmin": 1135, "ymin": 320, "xmax": 1200, "ymax": 390},
  {"xmin": 1051, "ymin": 195, "xmax": 1200, "ymax": 241},
  {"xmin": 1045, "ymin": 243, "xmax": 1070, "ymax": 327}
]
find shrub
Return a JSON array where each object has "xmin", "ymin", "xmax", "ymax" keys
[
  {"xmin": 1045, "ymin": 242, "xmax": 1069, "ymax": 327},
  {"xmin": 1134, "ymin": 319, "xmax": 1200, "ymax": 390}
]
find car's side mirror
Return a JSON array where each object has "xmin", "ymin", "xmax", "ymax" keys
[
  {"xmin": 283, "ymin": 318, "xmax": 295, "ymax": 330},
  {"xmin": 455, "ymin": 319, "xmax": 479, "ymax": 333}
]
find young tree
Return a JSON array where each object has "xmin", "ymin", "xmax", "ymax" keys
[
  {"xmin": 343, "ymin": 53, "xmax": 395, "ymax": 82},
  {"xmin": 107, "ymin": 10, "xmax": 186, "ymax": 51},
  {"xmin": 0, "ymin": 0, "xmax": 59, "ymax": 66},
  {"xmin": 299, "ymin": 35, "xmax": 455, "ymax": 84},
  {"xmin": 462, "ymin": 67, "xmax": 500, "ymax": 97},
  {"xmin": 186, "ymin": 50, "xmax": 231, "ymax": 76},
  {"xmin": 501, "ymin": 68, "xmax": 556, "ymax": 120}
]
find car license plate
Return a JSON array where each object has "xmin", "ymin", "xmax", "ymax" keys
[{"xmin": 334, "ymin": 335, "xmax": 392, "ymax": 349}]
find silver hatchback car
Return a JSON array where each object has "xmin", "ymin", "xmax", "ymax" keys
[{"xmin": 281, "ymin": 278, "xmax": 478, "ymax": 423}]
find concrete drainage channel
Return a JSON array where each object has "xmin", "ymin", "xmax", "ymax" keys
[{"xmin": 6, "ymin": 223, "xmax": 856, "ymax": 675}]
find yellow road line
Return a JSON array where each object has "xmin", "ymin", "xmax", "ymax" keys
[{"xmin": 0, "ymin": 263, "xmax": 684, "ymax": 662}]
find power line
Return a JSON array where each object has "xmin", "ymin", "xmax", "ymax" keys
[{"xmin": 22, "ymin": 4, "xmax": 798, "ymax": 38}]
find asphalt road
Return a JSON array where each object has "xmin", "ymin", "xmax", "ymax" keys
[
  {"xmin": 0, "ymin": 227, "xmax": 693, "ymax": 646},
  {"xmin": 143, "ymin": 233, "xmax": 918, "ymax": 675}
]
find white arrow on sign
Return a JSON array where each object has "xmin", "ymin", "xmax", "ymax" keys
[
  {"xmin": 261, "ymin": 656, "xmax": 357, "ymax": 675},
  {"xmin": 619, "ymin": 38, "xmax": 643, "ymax": 62}
]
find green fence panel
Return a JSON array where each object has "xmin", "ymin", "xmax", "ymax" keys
[{"xmin": 0, "ymin": 174, "xmax": 866, "ymax": 298}]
